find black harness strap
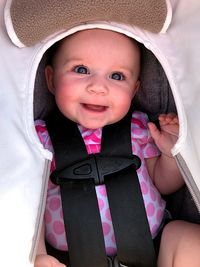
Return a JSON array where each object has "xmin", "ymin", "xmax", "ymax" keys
[
  {"xmin": 46, "ymin": 112, "xmax": 108, "ymax": 267},
  {"xmin": 46, "ymin": 109, "xmax": 156, "ymax": 267},
  {"xmin": 102, "ymin": 116, "xmax": 156, "ymax": 267}
]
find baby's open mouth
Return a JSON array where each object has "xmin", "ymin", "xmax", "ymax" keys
[{"xmin": 82, "ymin": 103, "xmax": 108, "ymax": 112}]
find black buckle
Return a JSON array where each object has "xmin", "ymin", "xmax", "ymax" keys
[
  {"xmin": 113, "ymin": 257, "xmax": 129, "ymax": 267},
  {"xmin": 51, "ymin": 154, "xmax": 141, "ymax": 185},
  {"xmin": 107, "ymin": 256, "xmax": 130, "ymax": 267}
]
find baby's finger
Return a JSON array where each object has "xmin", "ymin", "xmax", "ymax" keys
[
  {"xmin": 148, "ymin": 122, "xmax": 161, "ymax": 142},
  {"xmin": 158, "ymin": 114, "xmax": 169, "ymax": 126},
  {"xmin": 172, "ymin": 116, "xmax": 179, "ymax": 124},
  {"xmin": 159, "ymin": 113, "xmax": 178, "ymax": 125}
]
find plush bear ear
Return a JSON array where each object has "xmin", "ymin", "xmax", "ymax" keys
[{"xmin": 5, "ymin": 0, "xmax": 172, "ymax": 47}]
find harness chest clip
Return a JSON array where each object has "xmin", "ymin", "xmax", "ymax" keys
[{"xmin": 50, "ymin": 154, "xmax": 141, "ymax": 185}]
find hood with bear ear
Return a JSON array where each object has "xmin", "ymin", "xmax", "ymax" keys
[{"xmin": 4, "ymin": 0, "xmax": 172, "ymax": 47}]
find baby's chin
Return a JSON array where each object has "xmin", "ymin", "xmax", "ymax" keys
[
  {"xmin": 77, "ymin": 119, "xmax": 109, "ymax": 130},
  {"xmin": 78, "ymin": 122, "xmax": 106, "ymax": 130},
  {"xmin": 76, "ymin": 115, "xmax": 125, "ymax": 129}
]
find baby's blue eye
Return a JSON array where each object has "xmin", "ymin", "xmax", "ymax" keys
[
  {"xmin": 111, "ymin": 72, "xmax": 125, "ymax": 81},
  {"xmin": 74, "ymin": 65, "xmax": 89, "ymax": 74}
]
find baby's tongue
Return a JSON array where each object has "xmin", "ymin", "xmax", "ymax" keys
[{"xmin": 85, "ymin": 104, "xmax": 106, "ymax": 111}]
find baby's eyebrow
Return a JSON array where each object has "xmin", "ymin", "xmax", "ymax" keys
[
  {"xmin": 116, "ymin": 67, "xmax": 135, "ymax": 76},
  {"xmin": 63, "ymin": 58, "xmax": 83, "ymax": 66}
]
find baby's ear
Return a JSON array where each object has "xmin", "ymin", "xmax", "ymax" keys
[
  {"xmin": 131, "ymin": 80, "xmax": 140, "ymax": 99},
  {"xmin": 45, "ymin": 65, "xmax": 55, "ymax": 94},
  {"xmin": 135, "ymin": 80, "xmax": 140, "ymax": 92}
]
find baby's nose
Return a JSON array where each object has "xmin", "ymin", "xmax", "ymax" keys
[{"xmin": 86, "ymin": 76, "xmax": 108, "ymax": 94}]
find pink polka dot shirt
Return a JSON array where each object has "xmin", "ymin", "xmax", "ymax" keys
[{"xmin": 35, "ymin": 111, "xmax": 166, "ymax": 256}]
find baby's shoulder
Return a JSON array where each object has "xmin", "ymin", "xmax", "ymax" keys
[
  {"xmin": 131, "ymin": 111, "xmax": 149, "ymax": 129},
  {"xmin": 35, "ymin": 119, "xmax": 48, "ymax": 138},
  {"xmin": 131, "ymin": 111, "xmax": 152, "ymax": 144},
  {"xmin": 35, "ymin": 119, "xmax": 53, "ymax": 151}
]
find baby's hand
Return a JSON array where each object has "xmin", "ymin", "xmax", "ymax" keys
[
  {"xmin": 148, "ymin": 113, "xmax": 179, "ymax": 157},
  {"xmin": 34, "ymin": 254, "xmax": 66, "ymax": 267}
]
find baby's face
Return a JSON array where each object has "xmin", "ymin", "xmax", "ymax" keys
[{"xmin": 46, "ymin": 29, "xmax": 140, "ymax": 129}]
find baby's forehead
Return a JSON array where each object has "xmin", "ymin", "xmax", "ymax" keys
[
  {"xmin": 49, "ymin": 29, "xmax": 140, "ymax": 67},
  {"xmin": 65, "ymin": 28, "xmax": 137, "ymax": 43}
]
